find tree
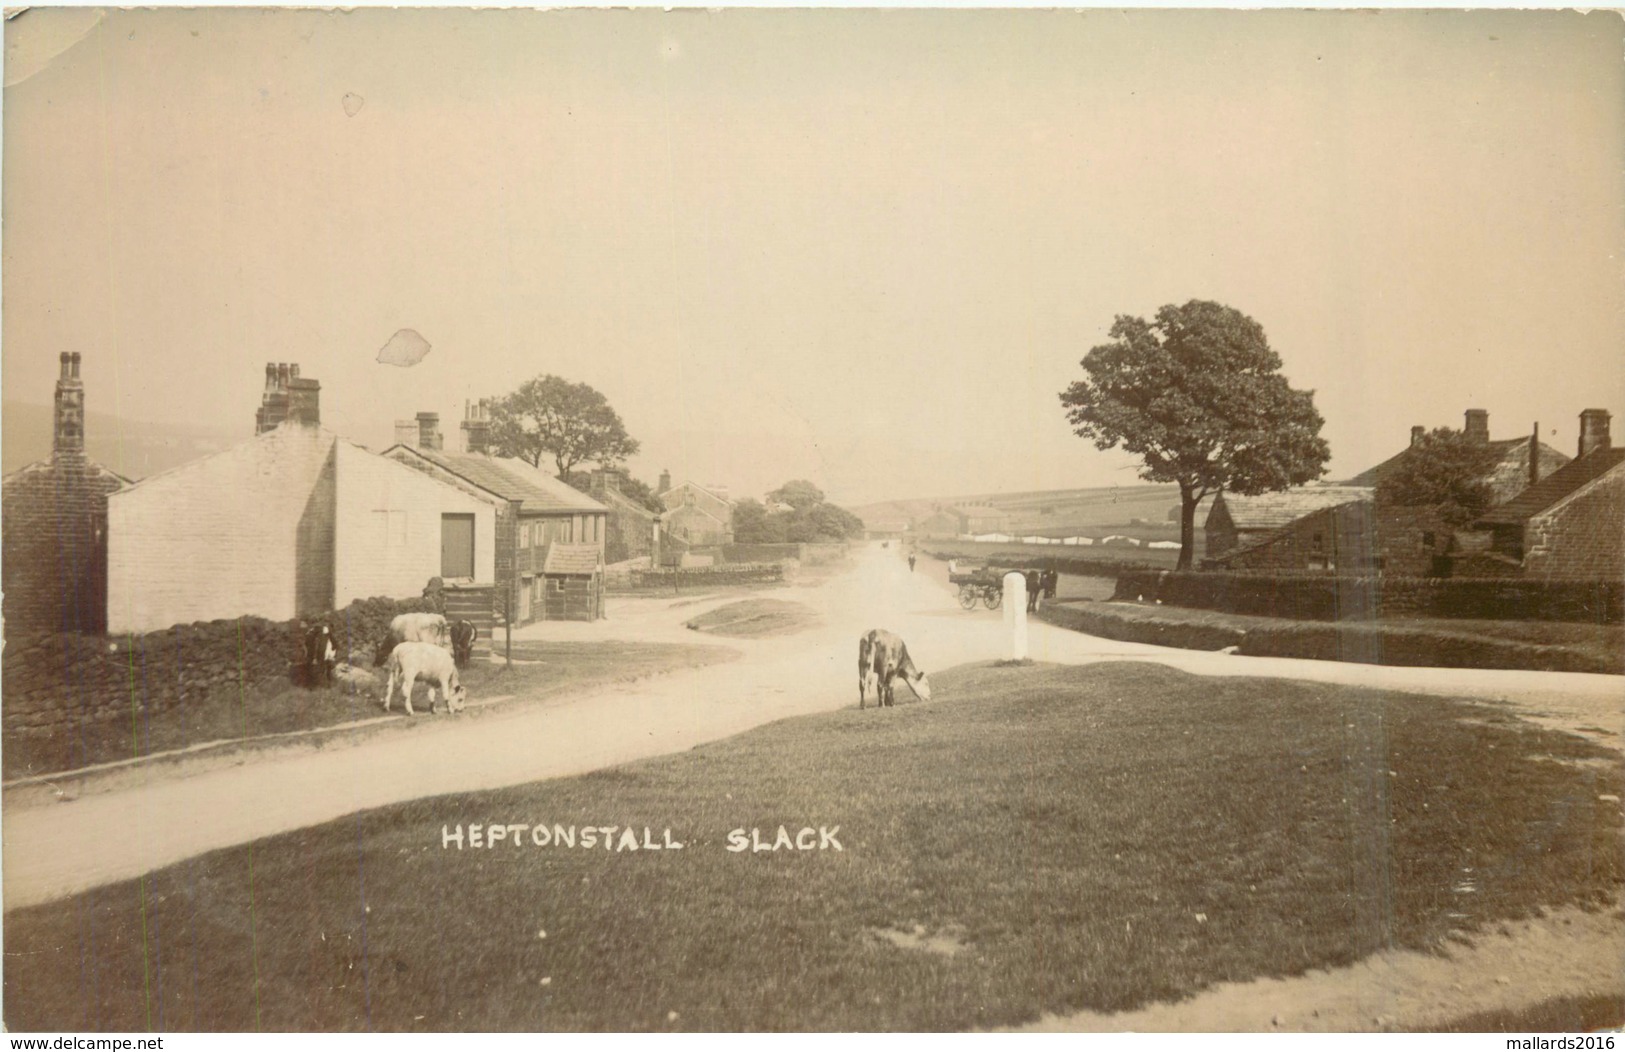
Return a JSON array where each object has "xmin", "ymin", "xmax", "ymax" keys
[
  {"xmin": 732, "ymin": 499, "xmax": 786, "ymax": 543},
  {"xmin": 488, "ymin": 375, "xmax": 639, "ymax": 478},
  {"xmin": 616, "ymin": 475, "xmax": 668, "ymax": 516},
  {"xmin": 1374, "ymin": 428, "xmax": 1502, "ymax": 527},
  {"xmin": 1059, "ymin": 300, "xmax": 1330, "ymax": 570},
  {"xmin": 767, "ymin": 480, "xmax": 825, "ymax": 511}
]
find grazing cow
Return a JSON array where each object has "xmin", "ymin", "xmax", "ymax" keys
[
  {"xmin": 449, "ymin": 619, "xmax": 478, "ymax": 669},
  {"xmin": 383, "ymin": 641, "xmax": 467, "ymax": 716},
  {"xmin": 374, "ymin": 612, "xmax": 451, "ymax": 667},
  {"xmin": 302, "ymin": 622, "xmax": 336, "ymax": 687},
  {"xmin": 857, "ymin": 629, "xmax": 931, "ymax": 710}
]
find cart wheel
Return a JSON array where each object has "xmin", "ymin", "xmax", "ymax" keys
[
  {"xmin": 984, "ymin": 589, "xmax": 1002, "ymax": 610},
  {"xmin": 958, "ymin": 585, "xmax": 979, "ymax": 610}
]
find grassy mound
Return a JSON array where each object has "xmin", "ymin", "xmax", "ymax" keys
[
  {"xmin": 684, "ymin": 599, "xmax": 820, "ymax": 638},
  {"xmin": 6, "ymin": 663, "xmax": 1619, "ymax": 1031}
]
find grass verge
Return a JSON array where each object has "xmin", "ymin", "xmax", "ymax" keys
[
  {"xmin": 6, "ymin": 662, "xmax": 1620, "ymax": 1031},
  {"xmin": 2, "ymin": 642, "xmax": 734, "ymax": 782},
  {"xmin": 1039, "ymin": 602, "xmax": 1624, "ymax": 675}
]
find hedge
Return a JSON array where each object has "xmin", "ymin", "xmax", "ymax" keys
[
  {"xmin": 1038, "ymin": 602, "xmax": 1623, "ymax": 675},
  {"xmin": 1115, "ymin": 570, "xmax": 1623, "ymax": 625}
]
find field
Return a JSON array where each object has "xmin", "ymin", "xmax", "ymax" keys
[
  {"xmin": 850, "ymin": 483, "xmax": 1202, "ymax": 537},
  {"xmin": 8, "ymin": 661, "xmax": 1618, "ymax": 1032},
  {"xmin": 2, "ymin": 641, "xmax": 734, "ymax": 782}
]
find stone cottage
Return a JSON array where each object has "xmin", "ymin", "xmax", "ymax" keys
[
  {"xmin": 2, "ymin": 353, "xmax": 132, "ymax": 633},
  {"xmin": 107, "ymin": 366, "xmax": 498, "ymax": 634},
  {"xmin": 385, "ymin": 404, "xmax": 608, "ymax": 624}
]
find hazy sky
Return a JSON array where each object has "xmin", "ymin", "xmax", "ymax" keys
[{"xmin": 5, "ymin": 8, "xmax": 1622, "ymax": 505}]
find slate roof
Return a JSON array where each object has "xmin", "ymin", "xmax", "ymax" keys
[
  {"xmin": 1215, "ymin": 487, "xmax": 1373, "ymax": 531},
  {"xmin": 391, "ymin": 447, "xmax": 607, "ymax": 515},
  {"xmin": 1478, "ymin": 448, "xmax": 1625, "ymax": 525},
  {"xmin": 543, "ymin": 543, "xmax": 602, "ymax": 575},
  {"xmin": 1346, "ymin": 437, "xmax": 1527, "ymax": 488}
]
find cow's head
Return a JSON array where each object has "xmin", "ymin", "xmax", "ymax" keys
[
  {"xmin": 907, "ymin": 671, "xmax": 932, "ymax": 702},
  {"xmin": 446, "ymin": 683, "xmax": 468, "ymax": 713}
]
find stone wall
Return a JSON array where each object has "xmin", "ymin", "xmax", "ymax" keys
[
  {"xmin": 1116, "ymin": 569, "xmax": 1622, "ymax": 624},
  {"xmin": 3, "ymin": 594, "xmax": 436, "ymax": 744}
]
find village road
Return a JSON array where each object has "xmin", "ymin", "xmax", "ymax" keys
[{"xmin": 5, "ymin": 544, "xmax": 1620, "ymax": 911}]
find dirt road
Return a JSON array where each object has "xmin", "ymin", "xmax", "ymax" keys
[{"xmin": 5, "ymin": 545, "xmax": 1620, "ymax": 913}]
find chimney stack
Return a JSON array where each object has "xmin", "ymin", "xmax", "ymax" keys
[
  {"xmin": 416, "ymin": 412, "xmax": 442, "ymax": 452},
  {"xmin": 287, "ymin": 374, "xmax": 320, "ymax": 427},
  {"xmin": 1464, "ymin": 409, "xmax": 1489, "ymax": 444},
  {"xmin": 394, "ymin": 420, "xmax": 418, "ymax": 447},
  {"xmin": 658, "ymin": 469, "xmax": 671, "ymax": 494},
  {"xmin": 255, "ymin": 361, "xmax": 291, "ymax": 434},
  {"xmin": 1529, "ymin": 423, "xmax": 1540, "ymax": 488},
  {"xmin": 1410, "ymin": 425, "xmax": 1425, "ymax": 447},
  {"xmin": 1579, "ymin": 408, "xmax": 1612, "ymax": 458},
  {"xmin": 461, "ymin": 399, "xmax": 492, "ymax": 454},
  {"xmin": 53, "ymin": 351, "xmax": 85, "ymax": 456},
  {"xmin": 591, "ymin": 466, "xmax": 624, "ymax": 496}
]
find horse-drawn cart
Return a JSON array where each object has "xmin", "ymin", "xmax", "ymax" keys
[{"xmin": 949, "ymin": 571, "xmax": 1003, "ymax": 610}]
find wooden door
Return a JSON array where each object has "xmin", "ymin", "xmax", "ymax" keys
[{"xmin": 441, "ymin": 514, "xmax": 475, "ymax": 578}]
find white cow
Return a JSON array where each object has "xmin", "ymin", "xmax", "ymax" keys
[
  {"xmin": 374, "ymin": 612, "xmax": 451, "ymax": 666},
  {"xmin": 383, "ymin": 641, "xmax": 467, "ymax": 716}
]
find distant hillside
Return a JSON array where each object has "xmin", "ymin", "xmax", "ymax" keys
[
  {"xmin": 850, "ymin": 484, "xmax": 1218, "ymax": 535},
  {"xmin": 3, "ymin": 400, "xmax": 243, "ymax": 481}
]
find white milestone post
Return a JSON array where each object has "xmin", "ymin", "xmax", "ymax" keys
[{"xmin": 1002, "ymin": 571, "xmax": 1028, "ymax": 661}]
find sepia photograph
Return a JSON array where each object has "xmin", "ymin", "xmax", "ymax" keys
[{"xmin": 2, "ymin": 5, "xmax": 1622, "ymax": 1035}]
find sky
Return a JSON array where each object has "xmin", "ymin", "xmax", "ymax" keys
[{"xmin": 4, "ymin": 8, "xmax": 1623, "ymax": 506}]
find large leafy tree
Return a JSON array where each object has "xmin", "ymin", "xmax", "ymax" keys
[
  {"xmin": 767, "ymin": 480, "xmax": 825, "ymax": 511},
  {"xmin": 1060, "ymin": 301, "xmax": 1330, "ymax": 570},
  {"xmin": 732, "ymin": 488, "xmax": 864, "ymax": 544},
  {"xmin": 488, "ymin": 375, "xmax": 639, "ymax": 477},
  {"xmin": 1375, "ymin": 428, "xmax": 1502, "ymax": 527}
]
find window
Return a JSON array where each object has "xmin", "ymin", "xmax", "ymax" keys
[
  {"xmin": 551, "ymin": 578, "xmax": 564, "ymax": 593},
  {"xmin": 1311, "ymin": 532, "xmax": 1324, "ymax": 550},
  {"xmin": 1422, "ymin": 531, "xmax": 1436, "ymax": 548},
  {"xmin": 375, "ymin": 510, "xmax": 407, "ymax": 547}
]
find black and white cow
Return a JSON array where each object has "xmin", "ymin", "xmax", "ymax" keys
[
  {"xmin": 857, "ymin": 629, "xmax": 931, "ymax": 710},
  {"xmin": 449, "ymin": 619, "xmax": 478, "ymax": 669},
  {"xmin": 302, "ymin": 622, "xmax": 336, "ymax": 688}
]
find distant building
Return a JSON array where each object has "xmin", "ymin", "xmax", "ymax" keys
[
  {"xmin": 658, "ymin": 478, "xmax": 734, "ymax": 548},
  {"xmin": 385, "ymin": 403, "xmax": 608, "ymax": 624},
  {"xmin": 2, "ymin": 353, "xmax": 131, "ymax": 633},
  {"xmin": 108, "ymin": 366, "xmax": 498, "ymax": 634},
  {"xmin": 862, "ymin": 517, "xmax": 911, "ymax": 541},
  {"xmin": 914, "ymin": 504, "xmax": 1010, "ymax": 540},
  {"xmin": 588, "ymin": 466, "xmax": 659, "ymax": 564}
]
